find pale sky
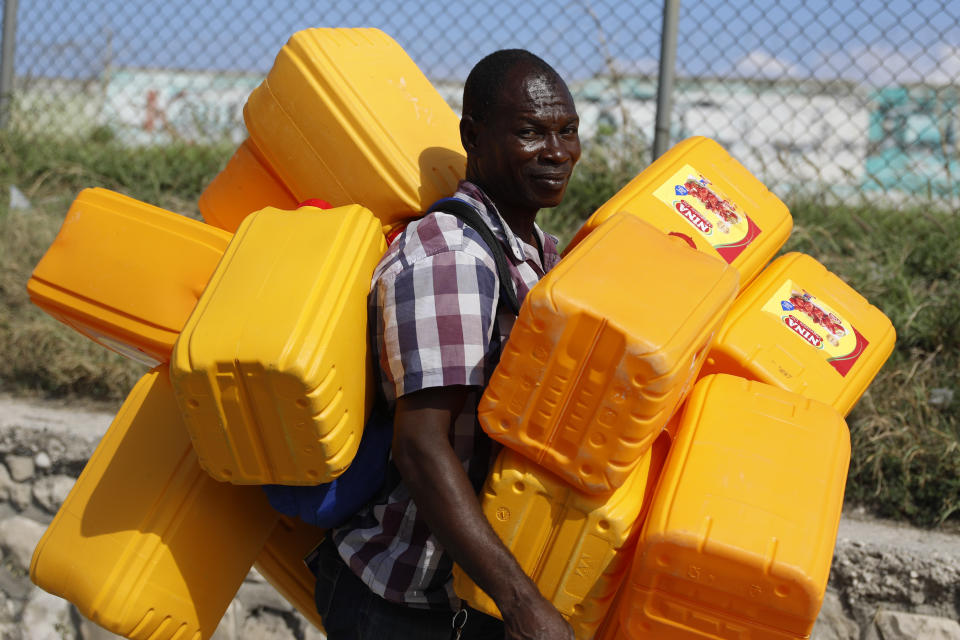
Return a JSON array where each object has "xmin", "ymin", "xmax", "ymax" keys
[{"xmin": 10, "ymin": 0, "xmax": 960, "ymax": 86}]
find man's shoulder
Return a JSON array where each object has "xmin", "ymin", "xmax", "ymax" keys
[{"xmin": 374, "ymin": 211, "xmax": 498, "ymax": 280}]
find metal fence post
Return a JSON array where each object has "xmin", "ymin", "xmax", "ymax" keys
[
  {"xmin": 653, "ymin": 0, "xmax": 680, "ymax": 161},
  {"xmin": 0, "ymin": 0, "xmax": 18, "ymax": 129}
]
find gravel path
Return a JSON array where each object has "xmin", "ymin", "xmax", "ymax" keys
[
  {"xmin": 837, "ymin": 509, "xmax": 960, "ymax": 559},
  {"xmin": 0, "ymin": 394, "xmax": 116, "ymax": 441}
]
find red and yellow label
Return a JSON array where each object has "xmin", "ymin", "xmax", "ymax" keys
[
  {"xmin": 762, "ymin": 280, "xmax": 869, "ymax": 377},
  {"xmin": 653, "ymin": 165, "xmax": 762, "ymax": 263}
]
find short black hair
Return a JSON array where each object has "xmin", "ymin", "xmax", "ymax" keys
[{"xmin": 462, "ymin": 49, "xmax": 564, "ymax": 123}]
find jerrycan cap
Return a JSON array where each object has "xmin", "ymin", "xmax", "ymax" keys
[{"xmin": 297, "ymin": 198, "xmax": 333, "ymax": 210}]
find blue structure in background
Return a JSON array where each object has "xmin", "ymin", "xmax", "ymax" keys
[{"xmin": 865, "ymin": 86, "xmax": 960, "ymax": 198}]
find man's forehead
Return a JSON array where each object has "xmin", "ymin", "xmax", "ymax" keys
[
  {"xmin": 522, "ymin": 74, "xmax": 569, "ymax": 103},
  {"xmin": 489, "ymin": 69, "xmax": 575, "ymax": 118}
]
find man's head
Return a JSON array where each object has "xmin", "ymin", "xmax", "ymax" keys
[{"xmin": 461, "ymin": 50, "xmax": 581, "ymax": 227}]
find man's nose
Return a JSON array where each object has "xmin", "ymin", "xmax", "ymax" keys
[{"xmin": 540, "ymin": 133, "xmax": 571, "ymax": 164}]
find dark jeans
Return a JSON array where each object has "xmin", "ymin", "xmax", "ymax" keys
[{"xmin": 310, "ymin": 535, "xmax": 505, "ymax": 640}]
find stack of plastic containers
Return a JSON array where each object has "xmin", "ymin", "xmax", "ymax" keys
[
  {"xmin": 25, "ymin": 27, "xmax": 475, "ymax": 638},
  {"xmin": 455, "ymin": 211, "xmax": 739, "ymax": 637},
  {"xmin": 481, "ymin": 212, "xmax": 740, "ymax": 494},
  {"xmin": 28, "ymin": 194, "xmax": 383, "ymax": 639},
  {"xmin": 26, "ymin": 189, "xmax": 326, "ymax": 638},
  {"xmin": 459, "ymin": 131, "xmax": 896, "ymax": 639}
]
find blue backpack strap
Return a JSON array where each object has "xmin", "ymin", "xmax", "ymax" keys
[{"xmin": 427, "ymin": 197, "xmax": 522, "ymax": 316}]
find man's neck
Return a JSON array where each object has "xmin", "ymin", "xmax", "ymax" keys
[
  {"xmin": 496, "ymin": 206, "xmax": 538, "ymax": 247},
  {"xmin": 465, "ymin": 175, "xmax": 539, "ymax": 245}
]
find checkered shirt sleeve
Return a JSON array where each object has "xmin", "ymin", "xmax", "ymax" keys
[{"xmin": 376, "ymin": 219, "xmax": 500, "ymax": 400}]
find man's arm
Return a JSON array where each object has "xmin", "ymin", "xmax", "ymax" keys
[{"xmin": 392, "ymin": 385, "xmax": 574, "ymax": 640}]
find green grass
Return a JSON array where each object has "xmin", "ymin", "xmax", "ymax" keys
[
  {"xmin": 1, "ymin": 128, "xmax": 233, "ymax": 218},
  {"xmin": 783, "ymin": 201, "xmax": 960, "ymax": 526},
  {"xmin": 0, "ymin": 130, "xmax": 233, "ymax": 400},
  {"xmin": 0, "ymin": 204, "xmax": 145, "ymax": 400},
  {"xmin": 1, "ymin": 131, "xmax": 957, "ymax": 526}
]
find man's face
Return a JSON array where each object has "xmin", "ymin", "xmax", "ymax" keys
[{"xmin": 467, "ymin": 69, "xmax": 581, "ymax": 214}]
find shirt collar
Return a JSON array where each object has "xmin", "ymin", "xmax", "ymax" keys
[{"xmin": 453, "ymin": 180, "xmax": 555, "ymax": 268}]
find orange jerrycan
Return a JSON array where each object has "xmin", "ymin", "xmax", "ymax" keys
[
  {"xmin": 199, "ymin": 138, "xmax": 299, "ymax": 232},
  {"xmin": 699, "ymin": 252, "xmax": 896, "ymax": 415},
  {"xmin": 30, "ymin": 365, "xmax": 278, "ymax": 640},
  {"xmin": 480, "ymin": 212, "xmax": 739, "ymax": 494},
  {"xmin": 254, "ymin": 516, "xmax": 326, "ymax": 632},
  {"xmin": 27, "ymin": 188, "xmax": 231, "ymax": 365},
  {"xmin": 565, "ymin": 137, "xmax": 792, "ymax": 288},
  {"xmin": 171, "ymin": 204, "xmax": 386, "ymax": 485},
  {"xmin": 621, "ymin": 374, "xmax": 849, "ymax": 640},
  {"xmin": 454, "ymin": 433, "xmax": 668, "ymax": 640},
  {"xmin": 593, "ymin": 583, "xmax": 630, "ymax": 640},
  {"xmin": 213, "ymin": 27, "xmax": 465, "ymax": 234}
]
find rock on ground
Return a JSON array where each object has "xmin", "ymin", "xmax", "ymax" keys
[
  {"xmin": 20, "ymin": 587, "xmax": 78, "ymax": 640},
  {"xmin": 864, "ymin": 610, "xmax": 960, "ymax": 640}
]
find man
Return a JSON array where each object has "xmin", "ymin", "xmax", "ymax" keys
[{"xmin": 313, "ymin": 49, "xmax": 581, "ymax": 640}]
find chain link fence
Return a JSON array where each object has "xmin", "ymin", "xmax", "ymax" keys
[{"xmin": 2, "ymin": 0, "xmax": 959, "ymax": 209}]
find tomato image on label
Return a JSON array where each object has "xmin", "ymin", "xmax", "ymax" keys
[
  {"xmin": 682, "ymin": 178, "xmax": 741, "ymax": 226},
  {"xmin": 654, "ymin": 165, "xmax": 762, "ymax": 263},
  {"xmin": 784, "ymin": 290, "xmax": 847, "ymax": 345},
  {"xmin": 763, "ymin": 281, "xmax": 870, "ymax": 377}
]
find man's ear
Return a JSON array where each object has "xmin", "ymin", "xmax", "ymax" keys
[{"xmin": 460, "ymin": 115, "xmax": 481, "ymax": 154}]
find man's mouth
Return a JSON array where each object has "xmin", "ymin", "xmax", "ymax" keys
[{"xmin": 531, "ymin": 173, "xmax": 569, "ymax": 189}]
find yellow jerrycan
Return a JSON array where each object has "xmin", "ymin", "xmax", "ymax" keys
[
  {"xmin": 480, "ymin": 212, "xmax": 738, "ymax": 494},
  {"xmin": 254, "ymin": 516, "xmax": 326, "ymax": 632},
  {"xmin": 699, "ymin": 252, "xmax": 896, "ymax": 415},
  {"xmin": 27, "ymin": 188, "xmax": 231, "ymax": 365},
  {"xmin": 566, "ymin": 137, "xmax": 792, "ymax": 288},
  {"xmin": 621, "ymin": 374, "xmax": 849, "ymax": 640},
  {"xmin": 199, "ymin": 138, "xmax": 300, "ymax": 232},
  {"xmin": 30, "ymin": 365, "xmax": 278, "ymax": 640},
  {"xmin": 454, "ymin": 432, "xmax": 669, "ymax": 640},
  {"xmin": 171, "ymin": 204, "xmax": 386, "ymax": 485},
  {"xmin": 201, "ymin": 27, "xmax": 465, "ymax": 234}
]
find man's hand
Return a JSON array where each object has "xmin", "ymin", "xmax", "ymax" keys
[{"xmin": 392, "ymin": 386, "xmax": 573, "ymax": 639}]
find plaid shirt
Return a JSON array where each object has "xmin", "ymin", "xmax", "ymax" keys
[{"xmin": 332, "ymin": 181, "xmax": 560, "ymax": 610}]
